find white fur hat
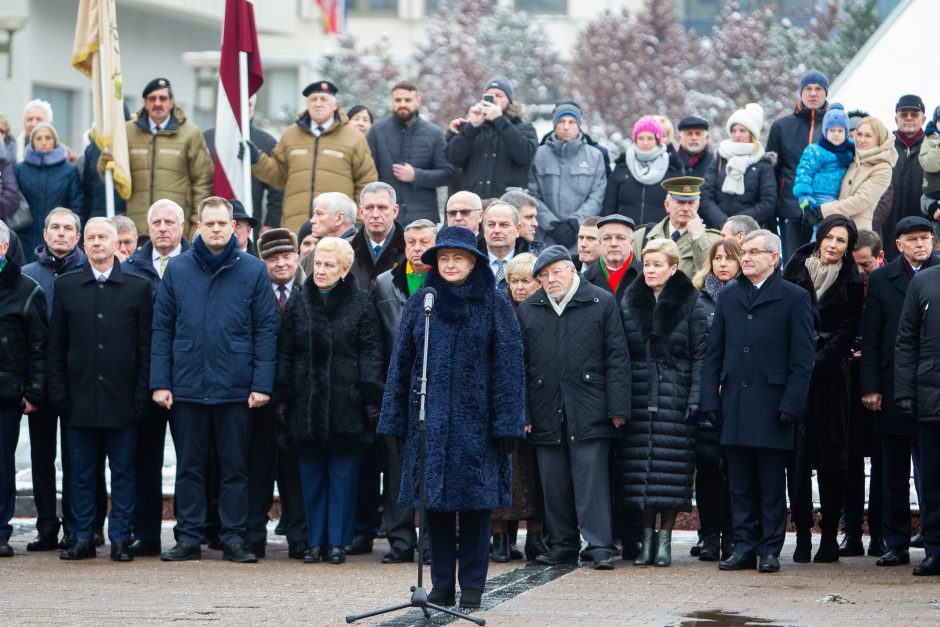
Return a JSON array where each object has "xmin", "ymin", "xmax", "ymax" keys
[{"xmin": 726, "ymin": 103, "xmax": 764, "ymax": 141}]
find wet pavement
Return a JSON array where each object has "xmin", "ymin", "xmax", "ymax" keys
[{"xmin": 2, "ymin": 523, "xmax": 938, "ymax": 626}]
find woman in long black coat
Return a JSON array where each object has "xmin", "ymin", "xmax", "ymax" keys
[
  {"xmin": 276, "ymin": 237, "xmax": 385, "ymax": 565},
  {"xmin": 782, "ymin": 214, "xmax": 863, "ymax": 563},
  {"xmin": 616, "ymin": 238, "xmax": 709, "ymax": 567}
]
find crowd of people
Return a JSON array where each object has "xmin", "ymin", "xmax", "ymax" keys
[{"xmin": 2, "ymin": 65, "xmax": 940, "ymax": 610}]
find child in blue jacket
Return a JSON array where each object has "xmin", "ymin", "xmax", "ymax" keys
[{"xmin": 793, "ymin": 103, "xmax": 854, "ymax": 226}]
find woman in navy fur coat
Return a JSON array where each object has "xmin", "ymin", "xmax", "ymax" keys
[{"xmin": 377, "ymin": 226, "xmax": 525, "ymax": 609}]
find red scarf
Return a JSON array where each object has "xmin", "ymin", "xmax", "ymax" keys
[
  {"xmin": 896, "ymin": 129, "xmax": 924, "ymax": 149},
  {"xmin": 682, "ymin": 148, "xmax": 704, "ymax": 167},
  {"xmin": 603, "ymin": 252, "xmax": 633, "ymax": 294}
]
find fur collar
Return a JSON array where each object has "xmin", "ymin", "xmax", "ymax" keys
[
  {"xmin": 625, "ymin": 270, "xmax": 698, "ymax": 342},
  {"xmin": 302, "ymin": 272, "xmax": 358, "ymax": 319},
  {"xmin": 783, "ymin": 242, "xmax": 861, "ymax": 309},
  {"xmin": 425, "ymin": 263, "xmax": 496, "ymax": 322}
]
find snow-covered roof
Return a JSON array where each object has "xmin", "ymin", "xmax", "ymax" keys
[{"xmin": 829, "ymin": 0, "xmax": 940, "ymax": 124}]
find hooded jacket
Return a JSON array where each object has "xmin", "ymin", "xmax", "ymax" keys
[{"xmin": 821, "ymin": 137, "xmax": 898, "ymax": 232}]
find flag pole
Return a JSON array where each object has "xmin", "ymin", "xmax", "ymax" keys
[
  {"xmin": 99, "ymin": 50, "xmax": 115, "ymax": 218},
  {"xmin": 238, "ymin": 50, "xmax": 252, "ymax": 218}
]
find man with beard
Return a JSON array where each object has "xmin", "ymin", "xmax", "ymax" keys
[
  {"xmin": 367, "ymin": 81, "xmax": 453, "ymax": 225},
  {"xmin": 670, "ymin": 116, "xmax": 714, "ymax": 178}
]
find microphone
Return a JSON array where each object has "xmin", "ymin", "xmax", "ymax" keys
[{"xmin": 423, "ymin": 287, "xmax": 437, "ymax": 313}]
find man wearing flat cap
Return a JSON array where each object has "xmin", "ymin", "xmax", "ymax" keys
[
  {"xmin": 529, "ymin": 100, "xmax": 607, "ymax": 252},
  {"xmin": 879, "ymin": 95, "xmax": 928, "ymax": 260},
  {"xmin": 671, "ymin": 116, "xmax": 714, "ymax": 179},
  {"xmin": 632, "ymin": 176, "xmax": 721, "ymax": 278},
  {"xmin": 516, "ymin": 245, "xmax": 630, "ymax": 570},
  {"xmin": 245, "ymin": 80, "xmax": 378, "ymax": 235},
  {"xmin": 109, "ymin": 78, "xmax": 214, "ymax": 234},
  {"xmin": 584, "ymin": 214, "xmax": 642, "ymax": 304},
  {"xmin": 861, "ymin": 216, "xmax": 939, "ymax": 568}
]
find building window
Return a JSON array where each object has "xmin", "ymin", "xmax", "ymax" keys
[
  {"xmin": 515, "ymin": 0, "xmax": 566, "ymax": 14},
  {"xmin": 348, "ymin": 0, "xmax": 398, "ymax": 14},
  {"xmin": 33, "ymin": 85, "xmax": 77, "ymax": 150},
  {"xmin": 257, "ymin": 67, "xmax": 301, "ymax": 129}
]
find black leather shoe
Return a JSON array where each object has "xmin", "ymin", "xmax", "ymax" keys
[
  {"xmin": 206, "ymin": 536, "xmax": 223, "ymax": 551},
  {"xmin": 699, "ymin": 534, "xmax": 721, "ymax": 562},
  {"xmin": 868, "ymin": 537, "xmax": 889, "ymax": 557},
  {"xmin": 274, "ymin": 520, "xmax": 286, "ymax": 536},
  {"xmin": 911, "ymin": 532, "xmax": 925, "ymax": 548},
  {"xmin": 535, "ymin": 546, "xmax": 579, "ymax": 565},
  {"xmin": 110, "ymin": 541, "xmax": 134, "ymax": 562},
  {"xmin": 58, "ymin": 532, "xmax": 77, "ymax": 550},
  {"xmin": 288, "ymin": 541, "xmax": 309, "ymax": 560},
  {"xmin": 813, "ymin": 535, "xmax": 840, "ymax": 563},
  {"xmin": 26, "ymin": 533, "xmax": 59, "ymax": 552},
  {"xmin": 0, "ymin": 540, "xmax": 13, "ymax": 557},
  {"xmin": 303, "ymin": 546, "xmax": 322, "ymax": 563},
  {"xmin": 720, "ymin": 534, "xmax": 734, "ymax": 561},
  {"xmin": 914, "ymin": 555, "xmax": 940, "ymax": 576},
  {"xmin": 427, "ymin": 587, "xmax": 455, "ymax": 606},
  {"xmin": 382, "ymin": 547, "xmax": 415, "ymax": 563},
  {"xmin": 758, "ymin": 555, "xmax": 780, "ymax": 573},
  {"xmin": 490, "ymin": 533, "xmax": 510, "ymax": 563},
  {"xmin": 328, "ymin": 546, "xmax": 346, "ymax": 564},
  {"xmin": 345, "ymin": 535, "xmax": 373, "ymax": 555},
  {"xmin": 459, "ymin": 588, "xmax": 483, "ymax": 609},
  {"xmin": 690, "ymin": 537, "xmax": 704, "ymax": 557},
  {"xmin": 161, "ymin": 543, "xmax": 201, "ymax": 561},
  {"xmin": 838, "ymin": 534, "xmax": 864, "ymax": 557},
  {"xmin": 508, "ymin": 543, "xmax": 523, "ymax": 560},
  {"xmin": 877, "ymin": 547, "xmax": 910, "ymax": 566},
  {"xmin": 719, "ymin": 552, "xmax": 757, "ymax": 571},
  {"xmin": 222, "ymin": 543, "xmax": 257, "ymax": 563},
  {"xmin": 245, "ymin": 541, "xmax": 266, "ymax": 559},
  {"xmin": 60, "ymin": 539, "xmax": 96, "ymax": 560},
  {"xmin": 592, "ymin": 548, "xmax": 615, "ymax": 570},
  {"xmin": 792, "ymin": 530, "xmax": 812, "ymax": 563},
  {"xmin": 128, "ymin": 539, "xmax": 162, "ymax": 557}
]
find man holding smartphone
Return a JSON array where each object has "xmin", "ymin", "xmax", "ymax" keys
[{"xmin": 446, "ymin": 76, "xmax": 538, "ymax": 200}]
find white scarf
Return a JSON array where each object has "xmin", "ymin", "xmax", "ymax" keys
[
  {"xmin": 718, "ymin": 140, "xmax": 765, "ymax": 196},
  {"xmin": 625, "ymin": 144, "xmax": 670, "ymax": 186},
  {"xmin": 548, "ymin": 274, "xmax": 580, "ymax": 316}
]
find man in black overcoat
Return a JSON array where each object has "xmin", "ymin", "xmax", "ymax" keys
[
  {"xmin": 701, "ymin": 229, "xmax": 815, "ymax": 573},
  {"xmin": 47, "ymin": 218, "xmax": 153, "ymax": 561}
]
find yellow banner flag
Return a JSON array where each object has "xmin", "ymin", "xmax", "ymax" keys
[{"xmin": 71, "ymin": 0, "xmax": 132, "ymax": 201}]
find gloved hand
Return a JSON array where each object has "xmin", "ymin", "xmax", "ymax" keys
[
  {"xmin": 551, "ymin": 219, "xmax": 578, "ymax": 248},
  {"xmin": 779, "ymin": 411, "xmax": 800, "ymax": 425},
  {"xmin": 494, "ymin": 437, "xmax": 517, "ymax": 455},
  {"xmin": 364, "ymin": 403, "xmax": 380, "ymax": 429},
  {"xmin": 237, "ymin": 139, "xmax": 261, "ymax": 165},
  {"xmin": 896, "ymin": 398, "xmax": 916, "ymax": 421},
  {"xmin": 798, "ymin": 195, "xmax": 819, "ymax": 211},
  {"xmin": 926, "ymin": 120, "xmax": 938, "ymax": 137},
  {"xmin": 699, "ymin": 410, "xmax": 720, "ymax": 431},
  {"xmin": 684, "ymin": 403, "xmax": 700, "ymax": 425},
  {"xmin": 385, "ymin": 435, "xmax": 404, "ymax": 457}
]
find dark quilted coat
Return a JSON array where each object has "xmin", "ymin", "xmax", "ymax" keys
[
  {"xmin": 376, "ymin": 264, "xmax": 525, "ymax": 512},
  {"xmin": 516, "ymin": 277, "xmax": 631, "ymax": 444},
  {"xmin": 616, "ymin": 271, "xmax": 708, "ymax": 512},
  {"xmin": 276, "ymin": 274, "xmax": 385, "ymax": 451},
  {"xmin": 700, "ymin": 153, "xmax": 778, "ymax": 229}
]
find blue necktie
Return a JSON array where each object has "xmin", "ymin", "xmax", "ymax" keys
[
  {"xmin": 97, "ymin": 275, "xmax": 107, "ymax": 283},
  {"xmin": 373, "ymin": 244, "xmax": 382, "ymax": 258}
]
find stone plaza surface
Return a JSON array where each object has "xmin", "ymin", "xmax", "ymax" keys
[{"xmin": 2, "ymin": 524, "xmax": 938, "ymax": 626}]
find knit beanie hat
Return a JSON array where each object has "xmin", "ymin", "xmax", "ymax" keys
[
  {"xmin": 258, "ymin": 228, "xmax": 298, "ymax": 259},
  {"xmin": 632, "ymin": 115, "xmax": 664, "ymax": 144},
  {"xmin": 552, "ymin": 100, "xmax": 582, "ymax": 128},
  {"xmin": 483, "ymin": 76, "xmax": 514, "ymax": 103},
  {"xmin": 800, "ymin": 69, "xmax": 830, "ymax": 96},
  {"xmin": 29, "ymin": 122, "xmax": 59, "ymax": 146},
  {"xmin": 822, "ymin": 103, "xmax": 848, "ymax": 136},
  {"xmin": 726, "ymin": 103, "xmax": 764, "ymax": 141}
]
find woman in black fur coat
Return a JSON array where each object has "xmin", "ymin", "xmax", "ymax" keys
[
  {"xmin": 616, "ymin": 238, "xmax": 709, "ymax": 567},
  {"xmin": 276, "ymin": 237, "xmax": 385, "ymax": 565}
]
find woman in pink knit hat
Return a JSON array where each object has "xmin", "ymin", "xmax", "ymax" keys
[{"xmin": 604, "ymin": 115, "xmax": 672, "ymax": 226}]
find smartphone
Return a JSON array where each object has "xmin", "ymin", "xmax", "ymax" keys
[{"xmin": 482, "ymin": 94, "xmax": 495, "ymax": 104}]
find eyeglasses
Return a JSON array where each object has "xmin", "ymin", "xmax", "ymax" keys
[
  {"xmin": 146, "ymin": 95, "xmax": 170, "ymax": 103},
  {"xmin": 537, "ymin": 268, "xmax": 571, "ymax": 281},
  {"xmin": 446, "ymin": 208, "xmax": 477, "ymax": 217},
  {"xmin": 741, "ymin": 248, "xmax": 773, "ymax": 257},
  {"xmin": 898, "ymin": 110, "xmax": 923, "ymax": 118}
]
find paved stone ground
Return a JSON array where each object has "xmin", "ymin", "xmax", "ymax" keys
[{"xmin": 3, "ymin": 523, "xmax": 938, "ymax": 626}]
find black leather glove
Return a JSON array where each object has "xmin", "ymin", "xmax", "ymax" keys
[
  {"xmin": 779, "ymin": 411, "xmax": 800, "ymax": 425},
  {"xmin": 385, "ymin": 435, "xmax": 404, "ymax": 457},
  {"xmin": 551, "ymin": 219, "xmax": 578, "ymax": 248},
  {"xmin": 237, "ymin": 139, "xmax": 261, "ymax": 164},
  {"xmin": 364, "ymin": 403, "xmax": 380, "ymax": 430},
  {"xmin": 494, "ymin": 437, "xmax": 517, "ymax": 455},
  {"xmin": 896, "ymin": 398, "xmax": 916, "ymax": 421},
  {"xmin": 684, "ymin": 403, "xmax": 700, "ymax": 425},
  {"xmin": 698, "ymin": 410, "xmax": 718, "ymax": 431}
]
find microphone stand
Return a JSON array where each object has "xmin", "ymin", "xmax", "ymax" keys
[{"xmin": 346, "ymin": 296, "xmax": 484, "ymax": 626}]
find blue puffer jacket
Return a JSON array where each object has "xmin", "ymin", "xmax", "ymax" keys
[
  {"xmin": 793, "ymin": 143, "xmax": 851, "ymax": 203},
  {"xmin": 14, "ymin": 145, "xmax": 83, "ymax": 262},
  {"xmin": 150, "ymin": 235, "xmax": 278, "ymax": 404}
]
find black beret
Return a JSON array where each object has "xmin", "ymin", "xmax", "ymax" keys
[
  {"xmin": 142, "ymin": 78, "xmax": 171, "ymax": 99},
  {"xmin": 597, "ymin": 214, "xmax": 637, "ymax": 230},
  {"xmin": 895, "ymin": 216, "xmax": 934, "ymax": 238},
  {"xmin": 677, "ymin": 116, "xmax": 709, "ymax": 131},
  {"xmin": 533, "ymin": 245, "xmax": 573, "ymax": 276},
  {"xmin": 303, "ymin": 80, "xmax": 339, "ymax": 97}
]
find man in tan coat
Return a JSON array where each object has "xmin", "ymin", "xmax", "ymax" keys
[
  {"xmin": 107, "ymin": 78, "xmax": 214, "ymax": 233},
  {"xmin": 246, "ymin": 81, "xmax": 378, "ymax": 234}
]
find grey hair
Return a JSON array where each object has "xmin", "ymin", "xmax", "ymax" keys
[
  {"xmin": 23, "ymin": 99, "xmax": 53, "ymax": 123},
  {"xmin": 742, "ymin": 229, "xmax": 781, "ymax": 255},
  {"xmin": 44, "ymin": 207, "xmax": 81, "ymax": 231},
  {"xmin": 0, "ymin": 220, "xmax": 9, "ymax": 247},
  {"xmin": 723, "ymin": 214, "xmax": 760, "ymax": 237},
  {"xmin": 484, "ymin": 201, "xmax": 520, "ymax": 226},
  {"xmin": 314, "ymin": 192, "xmax": 357, "ymax": 227},
  {"xmin": 84, "ymin": 216, "xmax": 118, "ymax": 238},
  {"xmin": 404, "ymin": 219, "xmax": 438, "ymax": 234},
  {"xmin": 447, "ymin": 191, "xmax": 482, "ymax": 211},
  {"xmin": 112, "ymin": 215, "xmax": 138, "ymax": 235},
  {"xmin": 499, "ymin": 190, "xmax": 538, "ymax": 210},
  {"xmin": 359, "ymin": 181, "xmax": 397, "ymax": 207},
  {"xmin": 147, "ymin": 199, "xmax": 185, "ymax": 225}
]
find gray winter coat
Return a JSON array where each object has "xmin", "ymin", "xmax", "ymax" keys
[
  {"xmin": 529, "ymin": 134, "xmax": 606, "ymax": 244},
  {"xmin": 374, "ymin": 263, "xmax": 412, "ymax": 363}
]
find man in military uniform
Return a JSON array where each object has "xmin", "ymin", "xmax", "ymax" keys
[{"xmin": 632, "ymin": 176, "xmax": 721, "ymax": 278}]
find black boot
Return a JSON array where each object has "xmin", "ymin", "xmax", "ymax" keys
[
  {"xmin": 813, "ymin": 533, "xmax": 840, "ymax": 563},
  {"xmin": 654, "ymin": 530, "xmax": 672, "ymax": 567},
  {"xmin": 490, "ymin": 533, "xmax": 510, "ymax": 563},
  {"xmin": 793, "ymin": 529, "xmax": 812, "ymax": 563},
  {"xmin": 838, "ymin": 534, "xmax": 864, "ymax": 557},
  {"xmin": 698, "ymin": 533, "xmax": 720, "ymax": 562},
  {"xmin": 524, "ymin": 532, "xmax": 550, "ymax": 561},
  {"xmin": 634, "ymin": 529, "xmax": 655, "ymax": 566}
]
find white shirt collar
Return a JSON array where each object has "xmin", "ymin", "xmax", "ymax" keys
[
  {"xmin": 312, "ymin": 117, "xmax": 334, "ymax": 135},
  {"xmin": 148, "ymin": 116, "xmax": 166, "ymax": 134},
  {"xmin": 273, "ymin": 278, "xmax": 295, "ymax": 296},
  {"xmin": 92, "ymin": 266, "xmax": 113, "ymax": 282},
  {"xmin": 152, "ymin": 243, "xmax": 183, "ymax": 262},
  {"xmin": 488, "ymin": 249, "xmax": 515, "ymax": 266}
]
